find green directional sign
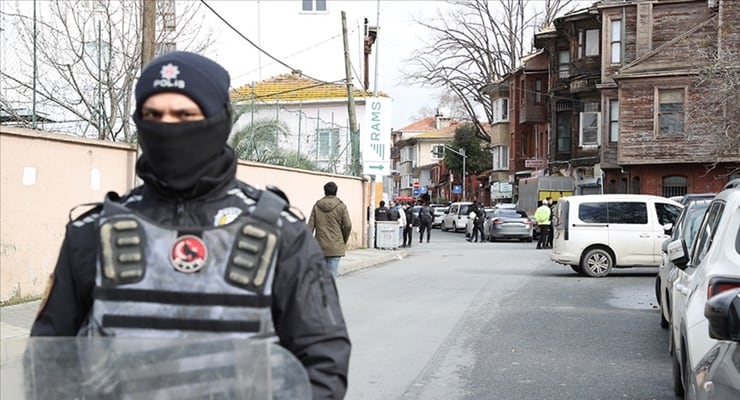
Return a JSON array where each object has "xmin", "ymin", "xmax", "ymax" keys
[{"xmin": 361, "ymin": 97, "xmax": 392, "ymax": 178}]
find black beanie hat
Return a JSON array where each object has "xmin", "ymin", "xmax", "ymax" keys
[{"xmin": 135, "ymin": 51, "xmax": 230, "ymax": 118}]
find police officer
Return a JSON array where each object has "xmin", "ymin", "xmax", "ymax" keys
[{"xmin": 30, "ymin": 51, "xmax": 351, "ymax": 400}]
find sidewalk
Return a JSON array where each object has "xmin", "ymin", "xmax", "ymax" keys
[{"xmin": 0, "ymin": 247, "xmax": 408, "ymax": 363}]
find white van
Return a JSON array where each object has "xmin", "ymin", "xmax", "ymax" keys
[
  {"xmin": 550, "ymin": 194, "xmax": 683, "ymax": 277},
  {"xmin": 441, "ymin": 202, "xmax": 473, "ymax": 232}
]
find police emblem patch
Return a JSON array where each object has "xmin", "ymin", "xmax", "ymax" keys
[
  {"xmin": 170, "ymin": 235, "xmax": 207, "ymax": 273},
  {"xmin": 213, "ymin": 207, "xmax": 242, "ymax": 226}
]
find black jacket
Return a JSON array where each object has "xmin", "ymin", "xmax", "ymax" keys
[{"xmin": 31, "ymin": 150, "xmax": 351, "ymax": 400}]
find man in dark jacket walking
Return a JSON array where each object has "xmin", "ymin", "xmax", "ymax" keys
[
  {"xmin": 30, "ymin": 51, "xmax": 350, "ymax": 400},
  {"xmin": 418, "ymin": 201, "xmax": 434, "ymax": 243},
  {"xmin": 309, "ymin": 181, "xmax": 352, "ymax": 278}
]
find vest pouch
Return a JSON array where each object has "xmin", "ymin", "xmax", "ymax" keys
[
  {"xmin": 226, "ymin": 218, "xmax": 280, "ymax": 293},
  {"xmin": 99, "ymin": 217, "xmax": 146, "ymax": 286}
]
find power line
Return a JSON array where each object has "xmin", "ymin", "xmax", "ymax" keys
[{"xmin": 199, "ymin": 0, "xmax": 341, "ymax": 86}]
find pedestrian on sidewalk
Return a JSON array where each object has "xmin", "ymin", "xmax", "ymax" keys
[
  {"xmin": 395, "ymin": 202, "xmax": 406, "ymax": 248},
  {"xmin": 418, "ymin": 200, "xmax": 434, "ymax": 243},
  {"xmin": 402, "ymin": 204, "xmax": 415, "ymax": 248},
  {"xmin": 308, "ymin": 181, "xmax": 352, "ymax": 278},
  {"xmin": 28, "ymin": 51, "xmax": 350, "ymax": 400}
]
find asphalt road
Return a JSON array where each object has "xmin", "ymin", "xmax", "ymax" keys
[{"xmin": 339, "ymin": 229, "xmax": 675, "ymax": 400}]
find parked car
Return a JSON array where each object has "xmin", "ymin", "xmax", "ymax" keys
[
  {"xmin": 441, "ymin": 202, "xmax": 473, "ymax": 232},
  {"xmin": 688, "ymin": 288, "xmax": 740, "ymax": 400},
  {"xmin": 432, "ymin": 206, "xmax": 448, "ymax": 228},
  {"xmin": 656, "ymin": 198, "xmax": 712, "ymax": 329},
  {"xmin": 484, "ymin": 209, "xmax": 533, "ymax": 242},
  {"xmin": 668, "ymin": 186, "xmax": 740, "ymax": 396},
  {"xmin": 550, "ymin": 194, "xmax": 683, "ymax": 277}
]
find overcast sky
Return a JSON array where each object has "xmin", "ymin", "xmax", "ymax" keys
[{"xmin": 201, "ymin": 0, "xmax": 450, "ymax": 130}]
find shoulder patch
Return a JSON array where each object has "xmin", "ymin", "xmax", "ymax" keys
[
  {"xmin": 69, "ymin": 203, "xmax": 103, "ymax": 227},
  {"xmin": 214, "ymin": 207, "xmax": 243, "ymax": 226}
]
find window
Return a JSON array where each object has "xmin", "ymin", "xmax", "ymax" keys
[
  {"xmin": 520, "ymin": 77, "xmax": 525, "ymax": 107},
  {"xmin": 160, "ymin": 0, "xmax": 176, "ymax": 31},
  {"xmin": 556, "ymin": 112, "xmax": 571, "ymax": 153},
  {"xmin": 579, "ymin": 202, "xmax": 608, "ymax": 223},
  {"xmin": 609, "ymin": 99, "xmax": 619, "ymax": 142},
  {"xmin": 317, "ymin": 128, "xmax": 339, "ymax": 159},
  {"xmin": 521, "ymin": 133, "xmax": 528, "ymax": 156},
  {"xmin": 608, "ymin": 202, "xmax": 648, "ymax": 224},
  {"xmin": 578, "ymin": 29, "xmax": 600, "ymax": 58},
  {"xmin": 492, "ymin": 145, "xmax": 509, "ymax": 171},
  {"xmin": 663, "ymin": 176, "xmax": 688, "ymax": 197},
  {"xmin": 610, "ymin": 20, "xmax": 621, "ymax": 63},
  {"xmin": 492, "ymin": 98, "xmax": 509, "ymax": 123},
  {"xmin": 632, "ymin": 177, "xmax": 640, "ymax": 194},
  {"xmin": 156, "ymin": 42, "xmax": 176, "ymax": 57},
  {"xmin": 558, "ymin": 51, "xmax": 570, "ymax": 78},
  {"xmin": 535, "ymin": 79, "xmax": 543, "ymax": 104},
  {"xmin": 579, "ymin": 202, "xmax": 649, "ymax": 224},
  {"xmin": 692, "ymin": 202, "xmax": 725, "ymax": 266},
  {"xmin": 655, "ymin": 203, "xmax": 682, "ymax": 226},
  {"xmin": 579, "ymin": 111, "xmax": 601, "ymax": 146},
  {"xmin": 431, "ymin": 144, "xmax": 445, "ymax": 160},
  {"xmin": 658, "ymin": 89, "xmax": 685, "ymax": 136},
  {"xmin": 302, "ymin": 0, "xmax": 327, "ymax": 12}
]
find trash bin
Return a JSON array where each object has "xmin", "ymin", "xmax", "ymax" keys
[{"xmin": 375, "ymin": 221, "xmax": 399, "ymax": 249}]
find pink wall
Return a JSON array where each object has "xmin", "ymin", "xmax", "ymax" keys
[{"xmin": 0, "ymin": 126, "xmax": 368, "ymax": 303}]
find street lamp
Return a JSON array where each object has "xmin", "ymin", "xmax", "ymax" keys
[{"xmin": 438, "ymin": 146, "xmax": 466, "ymax": 201}]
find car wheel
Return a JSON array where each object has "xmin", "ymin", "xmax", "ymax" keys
[
  {"xmin": 673, "ymin": 341, "xmax": 685, "ymax": 396},
  {"xmin": 581, "ymin": 248, "xmax": 613, "ymax": 277},
  {"xmin": 526, "ymin": 237, "xmax": 533, "ymax": 243},
  {"xmin": 453, "ymin": 222, "xmax": 457, "ymax": 232},
  {"xmin": 656, "ymin": 277, "xmax": 670, "ymax": 329}
]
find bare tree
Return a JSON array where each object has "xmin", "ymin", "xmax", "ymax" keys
[
  {"xmin": 1, "ymin": 0, "xmax": 213, "ymax": 142},
  {"xmin": 686, "ymin": 49, "xmax": 740, "ymax": 177},
  {"xmin": 402, "ymin": 0, "xmax": 579, "ymax": 141}
]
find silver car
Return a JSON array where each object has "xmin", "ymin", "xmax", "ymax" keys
[
  {"xmin": 655, "ymin": 198, "xmax": 711, "ymax": 330},
  {"xmin": 484, "ymin": 209, "xmax": 533, "ymax": 242}
]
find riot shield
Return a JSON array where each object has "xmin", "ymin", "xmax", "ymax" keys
[{"xmin": 1, "ymin": 337, "xmax": 311, "ymax": 400}]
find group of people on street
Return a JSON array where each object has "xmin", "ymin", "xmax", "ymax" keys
[
  {"xmin": 466, "ymin": 200, "xmax": 486, "ymax": 243},
  {"xmin": 373, "ymin": 199, "xmax": 434, "ymax": 248}
]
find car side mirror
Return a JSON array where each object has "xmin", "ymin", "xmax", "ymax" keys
[
  {"xmin": 666, "ymin": 239, "xmax": 689, "ymax": 269},
  {"xmin": 663, "ymin": 222, "xmax": 674, "ymax": 235},
  {"xmin": 704, "ymin": 288, "xmax": 740, "ymax": 341}
]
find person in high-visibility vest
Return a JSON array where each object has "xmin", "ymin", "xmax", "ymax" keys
[{"xmin": 534, "ymin": 199, "xmax": 552, "ymax": 249}]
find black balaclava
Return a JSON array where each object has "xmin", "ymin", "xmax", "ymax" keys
[{"xmin": 133, "ymin": 51, "xmax": 234, "ymax": 198}]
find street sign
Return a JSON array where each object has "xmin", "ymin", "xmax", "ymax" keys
[
  {"xmin": 413, "ymin": 189, "xmax": 420, "ymax": 196},
  {"xmin": 413, "ymin": 181, "xmax": 420, "ymax": 189},
  {"xmin": 525, "ymin": 159, "xmax": 545, "ymax": 169},
  {"xmin": 361, "ymin": 97, "xmax": 392, "ymax": 178},
  {"xmin": 452, "ymin": 185, "xmax": 462, "ymax": 194},
  {"xmin": 419, "ymin": 186, "xmax": 427, "ymax": 194}
]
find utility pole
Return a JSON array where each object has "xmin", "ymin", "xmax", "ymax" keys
[
  {"xmin": 442, "ymin": 146, "xmax": 466, "ymax": 201},
  {"xmin": 341, "ymin": 11, "xmax": 361, "ymax": 177},
  {"xmin": 141, "ymin": 0, "xmax": 156, "ymax": 67}
]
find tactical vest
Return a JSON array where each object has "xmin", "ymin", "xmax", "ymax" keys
[{"xmin": 80, "ymin": 190, "xmax": 286, "ymax": 339}]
